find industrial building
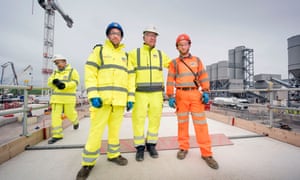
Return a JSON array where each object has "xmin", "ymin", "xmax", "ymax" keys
[{"xmin": 206, "ymin": 35, "xmax": 300, "ymax": 107}]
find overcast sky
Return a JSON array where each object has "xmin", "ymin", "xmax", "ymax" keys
[{"xmin": 1, "ymin": 0, "xmax": 300, "ymax": 87}]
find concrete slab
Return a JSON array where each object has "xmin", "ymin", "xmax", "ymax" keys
[{"xmin": 1, "ymin": 106, "xmax": 300, "ymax": 180}]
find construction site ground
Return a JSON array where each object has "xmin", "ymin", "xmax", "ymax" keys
[{"xmin": 0, "ymin": 103, "xmax": 300, "ymax": 180}]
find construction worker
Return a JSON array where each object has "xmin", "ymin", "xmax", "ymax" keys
[
  {"xmin": 76, "ymin": 22, "xmax": 135, "ymax": 179},
  {"xmin": 166, "ymin": 34, "xmax": 219, "ymax": 169},
  {"xmin": 128, "ymin": 25, "xmax": 171, "ymax": 161},
  {"xmin": 47, "ymin": 54, "xmax": 80, "ymax": 144}
]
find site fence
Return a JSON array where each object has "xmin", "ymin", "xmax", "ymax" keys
[{"xmin": 210, "ymin": 88, "xmax": 300, "ymax": 128}]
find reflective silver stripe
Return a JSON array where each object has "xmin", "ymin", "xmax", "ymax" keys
[
  {"xmin": 177, "ymin": 72, "xmax": 194, "ymax": 78},
  {"xmin": 72, "ymin": 79, "xmax": 79, "ymax": 85},
  {"xmin": 68, "ymin": 68, "xmax": 74, "ymax": 80},
  {"xmin": 87, "ymin": 86, "xmax": 130, "ymax": 94},
  {"xmin": 147, "ymin": 131, "xmax": 158, "ymax": 137},
  {"xmin": 52, "ymin": 92, "xmax": 76, "ymax": 96},
  {"xmin": 128, "ymin": 92, "xmax": 135, "ymax": 96},
  {"xmin": 83, "ymin": 148, "xmax": 100, "ymax": 155},
  {"xmin": 193, "ymin": 119, "xmax": 207, "ymax": 125},
  {"xmin": 199, "ymin": 78, "xmax": 209, "ymax": 83},
  {"xmin": 86, "ymin": 61, "xmax": 100, "ymax": 69},
  {"xmin": 128, "ymin": 70, "xmax": 135, "ymax": 74},
  {"xmin": 87, "ymin": 87, "xmax": 98, "ymax": 93},
  {"xmin": 198, "ymin": 69, "xmax": 206, "ymax": 75},
  {"xmin": 168, "ymin": 72, "xmax": 176, "ymax": 78},
  {"xmin": 147, "ymin": 140, "xmax": 157, "ymax": 144},
  {"xmin": 178, "ymin": 119, "xmax": 189, "ymax": 123},
  {"xmin": 99, "ymin": 64, "xmax": 128, "ymax": 72},
  {"xmin": 134, "ymin": 135, "xmax": 145, "ymax": 140},
  {"xmin": 52, "ymin": 126, "xmax": 62, "ymax": 131},
  {"xmin": 191, "ymin": 112, "xmax": 205, "ymax": 118},
  {"xmin": 136, "ymin": 82, "xmax": 164, "ymax": 87},
  {"xmin": 83, "ymin": 157, "xmax": 97, "ymax": 163},
  {"xmin": 176, "ymin": 82, "xmax": 195, "ymax": 87},
  {"xmin": 136, "ymin": 66, "xmax": 162, "ymax": 71},
  {"xmin": 177, "ymin": 112, "xmax": 189, "ymax": 117},
  {"xmin": 166, "ymin": 82, "xmax": 175, "ymax": 86},
  {"xmin": 98, "ymin": 86, "xmax": 128, "ymax": 93},
  {"xmin": 108, "ymin": 144, "xmax": 120, "ymax": 153}
]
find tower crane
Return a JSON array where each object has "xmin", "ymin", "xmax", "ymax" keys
[
  {"xmin": 37, "ymin": 0, "xmax": 73, "ymax": 95},
  {"xmin": 0, "ymin": 61, "xmax": 18, "ymax": 85}
]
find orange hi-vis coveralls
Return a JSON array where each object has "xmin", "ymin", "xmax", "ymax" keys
[
  {"xmin": 81, "ymin": 39, "xmax": 135, "ymax": 166},
  {"xmin": 47, "ymin": 64, "xmax": 80, "ymax": 139},
  {"xmin": 128, "ymin": 44, "xmax": 170, "ymax": 147},
  {"xmin": 166, "ymin": 54, "xmax": 212, "ymax": 157}
]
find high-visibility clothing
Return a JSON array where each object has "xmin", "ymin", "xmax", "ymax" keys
[
  {"xmin": 47, "ymin": 64, "xmax": 80, "ymax": 138},
  {"xmin": 81, "ymin": 39, "xmax": 135, "ymax": 166},
  {"xmin": 85, "ymin": 39, "xmax": 135, "ymax": 104},
  {"xmin": 166, "ymin": 54, "xmax": 212, "ymax": 157},
  {"xmin": 129, "ymin": 44, "xmax": 171, "ymax": 147},
  {"xmin": 48, "ymin": 64, "xmax": 80, "ymax": 104},
  {"xmin": 166, "ymin": 55, "xmax": 209, "ymax": 96},
  {"xmin": 51, "ymin": 103, "xmax": 78, "ymax": 138},
  {"xmin": 82, "ymin": 105, "xmax": 124, "ymax": 166}
]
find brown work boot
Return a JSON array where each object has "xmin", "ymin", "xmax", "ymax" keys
[
  {"xmin": 107, "ymin": 155, "xmax": 128, "ymax": 166},
  {"xmin": 202, "ymin": 156, "xmax": 219, "ymax": 169},
  {"xmin": 76, "ymin": 165, "xmax": 94, "ymax": 180},
  {"xmin": 177, "ymin": 149, "xmax": 188, "ymax": 160}
]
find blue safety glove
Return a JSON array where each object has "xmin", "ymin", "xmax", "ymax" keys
[
  {"xmin": 168, "ymin": 97, "xmax": 176, "ymax": 108},
  {"xmin": 90, "ymin": 97, "xmax": 102, "ymax": 108},
  {"xmin": 126, "ymin": 101, "xmax": 134, "ymax": 111},
  {"xmin": 202, "ymin": 92, "xmax": 209, "ymax": 104}
]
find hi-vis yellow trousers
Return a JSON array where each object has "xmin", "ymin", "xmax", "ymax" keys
[{"xmin": 81, "ymin": 105, "xmax": 124, "ymax": 166}]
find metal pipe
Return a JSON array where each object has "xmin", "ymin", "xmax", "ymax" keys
[
  {"xmin": 228, "ymin": 134, "xmax": 268, "ymax": 139},
  {"xmin": 25, "ymin": 144, "xmax": 84, "ymax": 150},
  {"xmin": 22, "ymin": 89, "xmax": 29, "ymax": 136}
]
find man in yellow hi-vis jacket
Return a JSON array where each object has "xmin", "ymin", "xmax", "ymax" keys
[
  {"xmin": 47, "ymin": 54, "xmax": 80, "ymax": 144},
  {"xmin": 76, "ymin": 22, "xmax": 135, "ymax": 180},
  {"xmin": 128, "ymin": 25, "xmax": 171, "ymax": 162}
]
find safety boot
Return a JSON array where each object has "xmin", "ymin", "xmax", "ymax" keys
[
  {"xmin": 135, "ymin": 145, "xmax": 145, "ymax": 161},
  {"xmin": 76, "ymin": 165, "xmax": 94, "ymax": 180},
  {"xmin": 146, "ymin": 143, "xmax": 158, "ymax": 158},
  {"xmin": 73, "ymin": 123, "xmax": 79, "ymax": 130},
  {"xmin": 202, "ymin": 156, "xmax": 219, "ymax": 169},
  {"xmin": 107, "ymin": 155, "xmax": 128, "ymax": 166},
  {"xmin": 177, "ymin": 149, "xmax": 188, "ymax": 160},
  {"xmin": 48, "ymin": 137, "xmax": 63, "ymax": 144}
]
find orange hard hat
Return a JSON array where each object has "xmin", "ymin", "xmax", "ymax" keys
[{"xmin": 176, "ymin": 33, "xmax": 191, "ymax": 45}]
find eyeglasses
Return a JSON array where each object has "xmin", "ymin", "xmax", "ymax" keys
[{"xmin": 109, "ymin": 32, "xmax": 122, "ymax": 36}]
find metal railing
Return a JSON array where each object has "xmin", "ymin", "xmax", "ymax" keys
[
  {"xmin": 210, "ymin": 87, "xmax": 300, "ymax": 127},
  {"xmin": 0, "ymin": 85, "xmax": 49, "ymax": 136}
]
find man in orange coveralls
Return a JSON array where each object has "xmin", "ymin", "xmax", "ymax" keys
[{"xmin": 166, "ymin": 33, "xmax": 219, "ymax": 169}]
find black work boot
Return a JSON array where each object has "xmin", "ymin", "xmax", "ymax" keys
[
  {"xmin": 135, "ymin": 145, "xmax": 145, "ymax": 161},
  {"xmin": 76, "ymin": 165, "xmax": 94, "ymax": 180},
  {"xmin": 146, "ymin": 143, "xmax": 158, "ymax": 158}
]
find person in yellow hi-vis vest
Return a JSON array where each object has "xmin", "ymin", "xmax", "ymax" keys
[
  {"xmin": 47, "ymin": 54, "xmax": 80, "ymax": 144},
  {"xmin": 128, "ymin": 25, "xmax": 171, "ymax": 162},
  {"xmin": 76, "ymin": 22, "xmax": 135, "ymax": 180}
]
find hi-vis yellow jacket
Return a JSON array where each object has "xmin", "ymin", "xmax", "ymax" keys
[
  {"xmin": 128, "ymin": 44, "xmax": 171, "ymax": 92},
  {"xmin": 48, "ymin": 64, "xmax": 80, "ymax": 104},
  {"xmin": 85, "ymin": 39, "xmax": 135, "ymax": 106}
]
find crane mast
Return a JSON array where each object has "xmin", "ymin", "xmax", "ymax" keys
[{"xmin": 38, "ymin": 0, "xmax": 73, "ymax": 95}]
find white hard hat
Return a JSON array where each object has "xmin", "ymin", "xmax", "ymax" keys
[
  {"xmin": 52, "ymin": 54, "xmax": 66, "ymax": 62},
  {"xmin": 143, "ymin": 25, "xmax": 159, "ymax": 35}
]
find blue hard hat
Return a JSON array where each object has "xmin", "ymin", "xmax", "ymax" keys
[{"xmin": 106, "ymin": 22, "xmax": 124, "ymax": 37}]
